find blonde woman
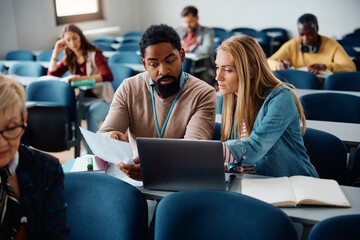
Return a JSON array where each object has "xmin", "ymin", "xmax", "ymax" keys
[
  {"xmin": 215, "ymin": 35, "xmax": 319, "ymax": 177},
  {"xmin": 0, "ymin": 74, "xmax": 69, "ymax": 239}
]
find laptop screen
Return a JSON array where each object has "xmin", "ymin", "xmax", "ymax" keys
[{"xmin": 137, "ymin": 138, "xmax": 226, "ymax": 191}]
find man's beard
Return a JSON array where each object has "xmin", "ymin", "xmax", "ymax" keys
[{"xmin": 155, "ymin": 74, "xmax": 181, "ymax": 98}]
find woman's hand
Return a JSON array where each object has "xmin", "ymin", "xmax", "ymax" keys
[{"xmin": 54, "ymin": 39, "xmax": 68, "ymax": 54}]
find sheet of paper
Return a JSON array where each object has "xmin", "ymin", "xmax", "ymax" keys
[{"xmin": 80, "ymin": 127, "xmax": 133, "ymax": 165}]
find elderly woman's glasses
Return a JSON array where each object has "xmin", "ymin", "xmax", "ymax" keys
[{"xmin": 0, "ymin": 123, "xmax": 27, "ymax": 140}]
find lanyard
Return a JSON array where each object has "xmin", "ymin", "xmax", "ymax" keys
[{"xmin": 151, "ymin": 86, "xmax": 182, "ymax": 138}]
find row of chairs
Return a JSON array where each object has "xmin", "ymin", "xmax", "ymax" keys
[
  {"xmin": 274, "ymin": 70, "xmax": 360, "ymax": 91},
  {"xmin": 5, "ymin": 49, "xmax": 64, "ymax": 62},
  {"xmin": 65, "ymin": 172, "xmax": 360, "ymax": 239}
]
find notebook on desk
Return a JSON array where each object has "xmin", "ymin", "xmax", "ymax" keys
[{"xmin": 137, "ymin": 138, "xmax": 227, "ymax": 191}]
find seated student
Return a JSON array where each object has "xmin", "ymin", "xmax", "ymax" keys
[
  {"xmin": 176, "ymin": 5, "xmax": 215, "ymax": 85},
  {"xmin": 215, "ymin": 35, "xmax": 319, "ymax": 178},
  {"xmin": 48, "ymin": 23, "xmax": 114, "ymax": 134},
  {"xmin": 97, "ymin": 24, "xmax": 217, "ymax": 181},
  {"xmin": 267, "ymin": 13, "xmax": 356, "ymax": 74},
  {"xmin": 0, "ymin": 74, "xmax": 69, "ymax": 239}
]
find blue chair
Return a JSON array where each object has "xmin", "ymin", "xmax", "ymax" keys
[
  {"xmin": 64, "ymin": 172, "xmax": 148, "ymax": 240},
  {"xmin": 337, "ymin": 38, "xmax": 360, "ymax": 48},
  {"xmin": 353, "ymin": 57, "xmax": 360, "ymax": 71},
  {"xmin": 8, "ymin": 62, "xmax": 46, "ymax": 77},
  {"xmin": 212, "ymin": 122, "xmax": 221, "ymax": 140},
  {"xmin": 212, "ymin": 27, "xmax": 228, "ymax": 39},
  {"xmin": 182, "ymin": 57, "xmax": 191, "ymax": 73},
  {"xmin": 216, "ymin": 94, "xmax": 223, "ymax": 114},
  {"xmin": 308, "ymin": 214, "xmax": 360, "ymax": 240},
  {"xmin": 230, "ymin": 27, "xmax": 257, "ymax": 36},
  {"xmin": 91, "ymin": 35, "xmax": 116, "ymax": 43},
  {"xmin": 108, "ymin": 63, "xmax": 135, "ymax": 91},
  {"xmin": 261, "ymin": 28, "xmax": 290, "ymax": 55},
  {"xmin": 342, "ymin": 45, "xmax": 359, "ymax": 58},
  {"xmin": 116, "ymin": 42, "xmax": 139, "ymax": 52},
  {"xmin": 108, "ymin": 51, "xmax": 142, "ymax": 64},
  {"xmin": 303, "ymin": 128, "xmax": 348, "ymax": 184},
  {"xmin": 5, "ymin": 50, "xmax": 35, "ymax": 61},
  {"xmin": 353, "ymin": 145, "xmax": 360, "ymax": 186},
  {"xmin": 93, "ymin": 42, "xmax": 114, "ymax": 51},
  {"xmin": 24, "ymin": 80, "xmax": 81, "ymax": 157},
  {"xmin": 247, "ymin": 31, "xmax": 271, "ymax": 56},
  {"xmin": 274, "ymin": 69, "xmax": 321, "ymax": 89},
  {"xmin": 324, "ymin": 72, "xmax": 360, "ymax": 91},
  {"xmin": 36, "ymin": 50, "xmax": 64, "ymax": 61},
  {"xmin": 300, "ymin": 93, "xmax": 360, "ymax": 124},
  {"xmin": 123, "ymin": 31, "xmax": 143, "ymax": 38},
  {"xmin": 0, "ymin": 63, "xmax": 5, "ymax": 73},
  {"xmin": 154, "ymin": 190, "xmax": 297, "ymax": 240}
]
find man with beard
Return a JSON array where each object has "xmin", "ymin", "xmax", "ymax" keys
[
  {"xmin": 176, "ymin": 5, "xmax": 215, "ymax": 85},
  {"xmin": 97, "ymin": 24, "xmax": 217, "ymax": 181}
]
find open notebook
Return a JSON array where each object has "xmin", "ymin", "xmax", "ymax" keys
[
  {"xmin": 137, "ymin": 138, "xmax": 227, "ymax": 191},
  {"xmin": 241, "ymin": 176, "xmax": 350, "ymax": 207}
]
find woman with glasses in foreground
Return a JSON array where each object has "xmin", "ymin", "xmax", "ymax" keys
[{"xmin": 0, "ymin": 74, "xmax": 69, "ymax": 239}]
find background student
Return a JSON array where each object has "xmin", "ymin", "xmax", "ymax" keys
[
  {"xmin": 267, "ymin": 13, "xmax": 355, "ymax": 74},
  {"xmin": 215, "ymin": 35, "xmax": 319, "ymax": 177},
  {"xmin": 48, "ymin": 23, "xmax": 114, "ymax": 135},
  {"xmin": 97, "ymin": 24, "xmax": 217, "ymax": 181},
  {"xmin": 176, "ymin": 5, "xmax": 215, "ymax": 85},
  {"xmin": 0, "ymin": 74, "xmax": 69, "ymax": 239}
]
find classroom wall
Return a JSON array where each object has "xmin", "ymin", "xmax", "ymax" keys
[{"xmin": 0, "ymin": 0, "xmax": 359, "ymax": 59}]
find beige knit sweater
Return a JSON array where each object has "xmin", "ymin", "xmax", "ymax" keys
[{"xmin": 97, "ymin": 71, "xmax": 217, "ymax": 156}]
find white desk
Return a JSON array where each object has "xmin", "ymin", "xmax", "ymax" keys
[
  {"xmin": 0, "ymin": 60, "xmax": 50, "ymax": 68},
  {"xmin": 297, "ymin": 89, "xmax": 360, "ymax": 98}
]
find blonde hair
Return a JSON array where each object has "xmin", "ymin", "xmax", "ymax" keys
[
  {"xmin": 217, "ymin": 35, "xmax": 306, "ymax": 141},
  {"xmin": 0, "ymin": 74, "xmax": 27, "ymax": 122}
]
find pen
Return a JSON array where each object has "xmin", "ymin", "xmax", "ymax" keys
[{"xmin": 87, "ymin": 156, "xmax": 93, "ymax": 171}]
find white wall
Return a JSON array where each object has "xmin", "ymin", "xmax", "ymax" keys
[
  {"xmin": 1, "ymin": 0, "xmax": 359, "ymax": 59},
  {"xmin": 139, "ymin": 0, "xmax": 360, "ymax": 39}
]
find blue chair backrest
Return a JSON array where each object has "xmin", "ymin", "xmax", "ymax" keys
[
  {"xmin": 155, "ymin": 190, "xmax": 297, "ymax": 240},
  {"xmin": 26, "ymin": 80, "xmax": 76, "ymax": 122},
  {"xmin": 216, "ymin": 94, "xmax": 223, "ymax": 114},
  {"xmin": 64, "ymin": 172, "xmax": 148, "ymax": 240},
  {"xmin": 308, "ymin": 214, "xmax": 360, "ymax": 240},
  {"xmin": 303, "ymin": 128, "xmax": 348, "ymax": 184},
  {"xmin": 342, "ymin": 45, "xmax": 358, "ymax": 58},
  {"xmin": 0, "ymin": 63, "xmax": 4, "ymax": 73},
  {"xmin": 337, "ymin": 38, "xmax": 360, "ymax": 47},
  {"xmin": 116, "ymin": 43, "xmax": 139, "ymax": 52},
  {"xmin": 91, "ymin": 35, "xmax": 116, "ymax": 43},
  {"xmin": 36, "ymin": 50, "xmax": 64, "ymax": 62},
  {"xmin": 5, "ymin": 50, "xmax": 35, "ymax": 61},
  {"xmin": 123, "ymin": 31, "xmax": 143, "ymax": 38},
  {"xmin": 8, "ymin": 62, "xmax": 46, "ymax": 77},
  {"xmin": 92, "ymin": 42, "xmax": 114, "ymax": 51},
  {"xmin": 274, "ymin": 69, "xmax": 321, "ymax": 89},
  {"xmin": 182, "ymin": 58, "xmax": 191, "ymax": 73},
  {"xmin": 324, "ymin": 71, "xmax": 360, "ymax": 91},
  {"xmin": 300, "ymin": 92, "xmax": 360, "ymax": 124},
  {"xmin": 212, "ymin": 27, "xmax": 228, "ymax": 38},
  {"xmin": 230, "ymin": 27, "xmax": 257, "ymax": 35},
  {"xmin": 212, "ymin": 122, "xmax": 221, "ymax": 140},
  {"xmin": 108, "ymin": 51, "xmax": 142, "ymax": 64},
  {"xmin": 108, "ymin": 63, "xmax": 135, "ymax": 91},
  {"xmin": 353, "ymin": 145, "xmax": 360, "ymax": 186},
  {"xmin": 261, "ymin": 28, "xmax": 289, "ymax": 41}
]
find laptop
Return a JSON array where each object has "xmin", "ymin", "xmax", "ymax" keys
[{"xmin": 137, "ymin": 138, "xmax": 228, "ymax": 191}]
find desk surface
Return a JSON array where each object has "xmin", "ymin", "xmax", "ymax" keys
[
  {"xmin": 297, "ymin": 89, "xmax": 360, "ymax": 98},
  {"xmin": 140, "ymin": 173, "xmax": 360, "ymax": 226}
]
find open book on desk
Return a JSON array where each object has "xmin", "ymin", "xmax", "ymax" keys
[{"xmin": 241, "ymin": 176, "xmax": 350, "ymax": 207}]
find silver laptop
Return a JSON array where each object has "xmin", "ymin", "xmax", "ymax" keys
[{"xmin": 137, "ymin": 138, "xmax": 227, "ymax": 191}]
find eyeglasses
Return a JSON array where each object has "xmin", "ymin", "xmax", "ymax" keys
[{"xmin": 0, "ymin": 123, "xmax": 27, "ymax": 140}]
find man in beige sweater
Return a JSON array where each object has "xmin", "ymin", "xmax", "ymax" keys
[{"xmin": 97, "ymin": 24, "xmax": 217, "ymax": 180}]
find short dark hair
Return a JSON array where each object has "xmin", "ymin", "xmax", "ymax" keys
[
  {"xmin": 181, "ymin": 5, "xmax": 198, "ymax": 17},
  {"xmin": 139, "ymin": 24, "xmax": 181, "ymax": 57},
  {"xmin": 297, "ymin": 13, "xmax": 318, "ymax": 29}
]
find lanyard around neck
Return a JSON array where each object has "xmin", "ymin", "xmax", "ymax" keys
[{"xmin": 151, "ymin": 86, "xmax": 182, "ymax": 138}]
